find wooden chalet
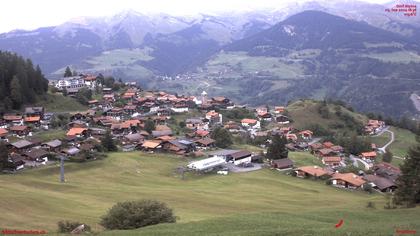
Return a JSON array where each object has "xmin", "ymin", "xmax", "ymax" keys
[
  {"xmin": 295, "ymin": 166, "xmax": 330, "ymax": 178},
  {"xmin": 330, "ymin": 173, "xmax": 366, "ymax": 189}
]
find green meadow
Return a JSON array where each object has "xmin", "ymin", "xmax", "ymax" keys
[{"xmin": 0, "ymin": 152, "xmax": 419, "ymax": 235}]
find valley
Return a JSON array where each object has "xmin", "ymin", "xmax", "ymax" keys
[{"xmin": 1, "ymin": 2, "xmax": 420, "ymax": 235}]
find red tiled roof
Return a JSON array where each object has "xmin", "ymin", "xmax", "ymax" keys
[
  {"xmin": 241, "ymin": 118, "xmax": 257, "ymax": 124},
  {"xmin": 195, "ymin": 130, "xmax": 209, "ymax": 137},
  {"xmin": 323, "ymin": 156, "xmax": 341, "ymax": 163},
  {"xmin": 10, "ymin": 125, "xmax": 29, "ymax": 131},
  {"xmin": 361, "ymin": 151, "xmax": 377, "ymax": 158},
  {"xmin": 0, "ymin": 128, "xmax": 8, "ymax": 137},
  {"xmin": 66, "ymin": 128, "xmax": 87, "ymax": 136},
  {"xmin": 297, "ymin": 166, "xmax": 329, "ymax": 177},
  {"xmin": 331, "ymin": 173, "xmax": 366, "ymax": 187}
]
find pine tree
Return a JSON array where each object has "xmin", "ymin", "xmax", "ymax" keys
[
  {"xmin": 101, "ymin": 130, "xmax": 117, "ymax": 152},
  {"xmin": 394, "ymin": 145, "xmax": 420, "ymax": 207},
  {"xmin": 10, "ymin": 75, "xmax": 22, "ymax": 109},
  {"xmin": 0, "ymin": 142, "xmax": 9, "ymax": 170},
  {"xmin": 62, "ymin": 87, "xmax": 68, "ymax": 96},
  {"xmin": 266, "ymin": 135, "xmax": 288, "ymax": 160},
  {"xmin": 211, "ymin": 127, "xmax": 233, "ymax": 148},
  {"xmin": 382, "ymin": 149, "xmax": 393, "ymax": 163},
  {"xmin": 64, "ymin": 66, "xmax": 72, "ymax": 77},
  {"xmin": 144, "ymin": 119, "xmax": 156, "ymax": 134}
]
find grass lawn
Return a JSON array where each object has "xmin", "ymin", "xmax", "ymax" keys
[
  {"xmin": 370, "ymin": 132, "xmax": 391, "ymax": 148},
  {"xmin": 0, "ymin": 152, "xmax": 419, "ymax": 235},
  {"xmin": 388, "ymin": 127, "xmax": 417, "ymax": 158},
  {"xmin": 32, "ymin": 129, "xmax": 66, "ymax": 142},
  {"xmin": 361, "ymin": 51, "xmax": 420, "ymax": 63},
  {"xmin": 289, "ymin": 151, "xmax": 322, "ymax": 166}
]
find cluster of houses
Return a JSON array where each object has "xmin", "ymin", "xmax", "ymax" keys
[
  {"xmin": 0, "ymin": 75, "xmax": 401, "ymax": 194},
  {"xmin": 309, "ymin": 141, "xmax": 345, "ymax": 168},
  {"xmin": 291, "ymin": 162, "xmax": 400, "ymax": 192},
  {"xmin": 364, "ymin": 119, "xmax": 386, "ymax": 135},
  {"xmin": 0, "ymin": 107, "xmax": 53, "ymax": 139}
]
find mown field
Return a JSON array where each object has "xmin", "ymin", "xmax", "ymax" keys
[{"xmin": 0, "ymin": 152, "xmax": 419, "ymax": 235}]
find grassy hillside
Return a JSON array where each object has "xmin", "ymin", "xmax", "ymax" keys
[
  {"xmin": 36, "ymin": 93, "xmax": 88, "ymax": 112},
  {"xmin": 205, "ymin": 51, "xmax": 305, "ymax": 78},
  {"xmin": 52, "ymin": 48, "xmax": 154, "ymax": 80},
  {"xmin": 2, "ymin": 152, "xmax": 418, "ymax": 235},
  {"xmin": 289, "ymin": 152, "xmax": 322, "ymax": 166},
  {"xmin": 371, "ymin": 126, "xmax": 417, "ymax": 166},
  {"xmin": 103, "ymin": 208, "xmax": 420, "ymax": 236},
  {"xmin": 287, "ymin": 100, "xmax": 368, "ymax": 135},
  {"xmin": 389, "ymin": 127, "xmax": 417, "ymax": 158}
]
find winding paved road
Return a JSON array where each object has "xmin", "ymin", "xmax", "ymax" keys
[{"xmin": 377, "ymin": 128, "xmax": 395, "ymax": 154}]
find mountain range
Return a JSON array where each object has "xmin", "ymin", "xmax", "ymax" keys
[{"xmin": 1, "ymin": 0, "xmax": 420, "ymax": 117}]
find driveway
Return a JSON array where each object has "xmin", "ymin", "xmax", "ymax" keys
[
  {"xmin": 223, "ymin": 163, "xmax": 262, "ymax": 173},
  {"xmin": 377, "ymin": 129, "xmax": 395, "ymax": 153},
  {"xmin": 349, "ymin": 155, "xmax": 370, "ymax": 170},
  {"xmin": 308, "ymin": 137, "xmax": 322, "ymax": 145}
]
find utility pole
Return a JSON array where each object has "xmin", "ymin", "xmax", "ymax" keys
[{"xmin": 60, "ymin": 156, "xmax": 65, "ymax": 183}]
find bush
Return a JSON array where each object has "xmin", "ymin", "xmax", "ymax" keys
[
  {"xmin": 366, "ymin": 201, "xmax": 376, "ymax": 209},
  {"xmin": 100, "ymin": 200, "xmax": 177, "ymax": 230},
  {"xmin": 57, "ymin": 220, "xmax": 91, "ymax": 233},
  {"xmin": 363, "ymin": 184, "xmax": 374, "ymax": 194}
]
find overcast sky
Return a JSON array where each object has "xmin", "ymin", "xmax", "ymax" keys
[{"xmin": 0, "ymin": 0, "xmax": 394, "ymax": 33}]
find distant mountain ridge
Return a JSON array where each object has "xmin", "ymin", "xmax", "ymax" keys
[
  {"xmin": 1, "ymin": 1, "xmax": 419, "ymax": 75},
  {"xmin": 226, "ymin": 10, "xmax": 419, "ymax": 54},
  {"xmin": 1, "ymin": 5, "xmax": 420, "ymax": 117}
]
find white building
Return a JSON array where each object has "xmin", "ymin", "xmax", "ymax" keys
[
  {"xmin": 55, "ymin": 76, "xmax": 85, "ymax": 90},
  {"xmin": 55, "ymin": 75, "xmax": 97, "ymax": 90},
  {"xmin": 187, "ymin": 156, "xmax": 226, "ymax": 171}
]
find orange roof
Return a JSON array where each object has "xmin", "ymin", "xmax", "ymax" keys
[
  {"xmin": 84, "ymin": 76, "xmax": 97, "ymax": 81},
  {"xmin": 297, "ymin": 166, "xmax": 329, "ymax": 177},
  {"xmin": 196, "ymin": 130, "xmax": 210, "ymax": 137},
  {"xmin": 241, "ymin": 118, "xmax": 257, "ymax": 124},
  {"xmin": 298, "ymin": 130, "xmax": 313, "ymax": 135},
  {"xmin": 24, "ymin": 116, "xmax": 41, "ymax": 122},
  {"xmin": 142, "ymin": 140, "xmax": 161, "ymax": 149},
  {"xmin": 155, "ymin": 125, "xmax": 171, "ymax": 131},
  {"xmin": 157, "ymin": 135, "xmax": 175, "ymax": 141},
  {"xmin": 323, "ymin": 142, "xmax": 334, "ymax": 148},
  {"xmin": 323, "ymin": 156, "xmax": 341, "ymax": 163},
  {"xmin": 206, "ymin": 110, "xmax": 219, "ymax": 117},
  {"xmin": 66, "ymin": 128, "xmax": 87, "ymax": 136},
  {"xmin": 10, "ymin": 125, "xmax": 29, "ymax": 131},
  {"xmin": 88, "ymin": 100, "xmax": 98, "ymax": 104},
  {"xmin": 275, "ymin": 106, "xmax": 285, "ymax": 112},
  {"xmin": 122, "ymin": 120, "xmax": 141, "ymax": 128},
  {"xmin": 361, "ymin": 151, "xmax": 377, "ymax": 158},
  {"xmin": 123, "ymin": 92, "xmax": 136, "ymax": 98},
  {"xmin": 331, "ymin": 173, "xmax": 366, "ymax": 187},
  {"xmin": 0, "ymin": 128, "xmax": 8, "ymax": 136},
  {"xmin": 286, "ymin": 133, "xmax": 298, "ymax": 140},
  {"xmin": 213, "ymin": 96, "xmax": 226, "ymax": 102}
]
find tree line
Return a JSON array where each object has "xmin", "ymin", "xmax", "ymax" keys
[{"xmin": 0, "ymin": 51, "xmax": 48, "ymax": 111}]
